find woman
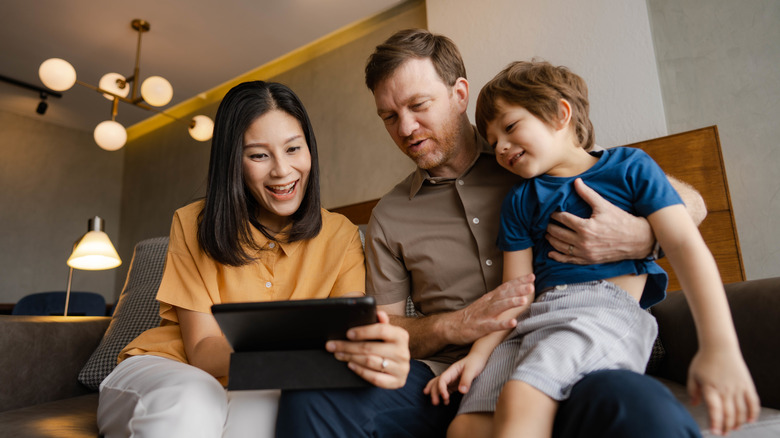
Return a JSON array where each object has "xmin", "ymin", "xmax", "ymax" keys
[{"xmin": 97, "ymin": 81, "xmax": 410, "ymax": 438}]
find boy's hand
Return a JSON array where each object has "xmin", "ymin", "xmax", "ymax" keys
[
  {"xmin": 687, "ymin": 347, "xmax": 760, "ymax": 435},
  {"xmin": 423, "ymin": 354, "xmax": 488, "ymax": 406}
]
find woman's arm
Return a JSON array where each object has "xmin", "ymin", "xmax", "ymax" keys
[
  {"xmin": 177, "ymin": 307, "xmax": 233, "ymax": 379},
  {"xmin": 546, "ymin": 177, "xmax": 705, "ymax": 264},
  {"xmin": 648, "ymin": 204, "xmax": 759, "ymax": 435}
]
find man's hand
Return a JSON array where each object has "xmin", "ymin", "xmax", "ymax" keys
[
  {"xmin": 384, "ymin": 275, "xmax": 534, "ymax": 358},
  {"xmin": 546, "ymin": 178, "xmax": 654, "ymax": 264},
  {"xmin": 448, "ymin": 274, "xmax": 534, "ymax": 346}
]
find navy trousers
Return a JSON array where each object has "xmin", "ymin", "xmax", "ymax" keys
[{"xmin": 275, "ymin": 361, "xmax": 701, "ymax": 438}]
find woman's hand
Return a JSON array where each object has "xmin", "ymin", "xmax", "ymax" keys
[
  {"xmin": 423, "ymin": 354, "xmax": 487, "ymax": 406},
  {"xmin": 687, "ymin": 347, "xmax": 760, "ymax": 435},
  {"xmin": 327, "ymin": 310, "xmax": 411, "ymax": 389}
]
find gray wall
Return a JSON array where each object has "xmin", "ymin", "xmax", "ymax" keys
[
  {"xmin": 648, "ymin": 0, "xmax": 780, "ymax": 280},
  {"xmin": 0, "ymin": 110, "xmax": 123, "ymax": 304}
]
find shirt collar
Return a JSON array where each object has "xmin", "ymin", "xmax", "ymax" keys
[
  {"xmin": 408, "ymin": 126, "xmax": 494, "ymax": 199},
  {"xmin": 249, "ymin": 222, "xmax": 303, "ymax": 257}
]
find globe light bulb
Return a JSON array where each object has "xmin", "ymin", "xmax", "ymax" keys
[
  {"xmin": 140, "ymin": 76, "xmax": 173, "ymax": 107},
  {"xmin": 98, "ymin": 73, "xmax": 130, "ymax": 101},
  {"xmin": 93, "ymin": 121, "xmax": 127, "ymax": 151},
  {"xmin": 189, "ymin": 115, "xmax": 214, "ymax": 141},
  {"xmin": 39, "ymin": 58, "xmax": 77, "ymax": 91}
]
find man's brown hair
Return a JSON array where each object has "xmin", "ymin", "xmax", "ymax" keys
[
  {"xmin": 476, "ymin": 60, "xmax": 595, "ymax": 150},
  {"xmin": 365, "ymin": 28, "xmax": 467, "ymax": 91}
]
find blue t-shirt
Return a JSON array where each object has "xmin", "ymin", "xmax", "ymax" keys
[{"xmin": 497, "ymin": 147, "xmax": 683, "ymax": 308}]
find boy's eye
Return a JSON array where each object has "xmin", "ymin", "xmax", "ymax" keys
[{"xmin": 505, "ymin": 121, "xmax": 517, "ymax": 133}]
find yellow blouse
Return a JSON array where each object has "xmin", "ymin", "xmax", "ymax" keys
[{"xmin": 119, "ymin": 200, "xmax": 365, "ymax": 368}]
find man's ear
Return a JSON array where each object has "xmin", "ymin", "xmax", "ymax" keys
[
  {"xmin": 555, "ymin": 99, "xmax": 573, "ymax": 130},
  {"xmin": 452, "ymin": 77, "xmax": 469, "ymax": 113}
]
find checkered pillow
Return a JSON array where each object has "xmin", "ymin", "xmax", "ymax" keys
[{"xmin": 78, "ymin": 237, "xmax": 169, "ymax": 390}]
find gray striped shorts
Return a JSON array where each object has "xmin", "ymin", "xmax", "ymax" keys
[{"xmin": 458, "ymin": 280, "xmax": 657, "ymax": 414}]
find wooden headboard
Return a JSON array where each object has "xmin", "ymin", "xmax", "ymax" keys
[{"xmin": 332, "ymin": 126, "xmax": 745, "ymax": 291}]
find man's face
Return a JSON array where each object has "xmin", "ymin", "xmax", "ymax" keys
[{"xmin": 373, "ymin": 58, "xmax": 465, "ymax": 173}]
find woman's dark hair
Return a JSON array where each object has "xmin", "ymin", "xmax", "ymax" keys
[{"xmin": 198, "ymin": 81, "xmax": 322, "ymax": 266}]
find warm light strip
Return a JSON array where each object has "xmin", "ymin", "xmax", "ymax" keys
[{"xmin": 126, "ymin": 0, "xmax": 424, "ymax": 143}]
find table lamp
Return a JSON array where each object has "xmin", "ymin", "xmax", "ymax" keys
[{"xmin": 64, "ymin": 216, "xmax": 121, "ymax": 316}]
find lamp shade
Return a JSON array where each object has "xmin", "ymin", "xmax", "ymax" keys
[
  {"xmin": 98, "ymin": 73, "xmax": 130, "ymax": 101},
  {"xmin": 140, "ymin": 76, "xmax": 173, "ymax": 107},
  {"xmin": 67, "ymin": 231, "xmax": 122, "ymax": 270},
  {"xmin": 189, "ymin": 115, "xmax": 214, "ymax": 141},
  {"xmin": 94, "ymin": 120, "xmax": 127, "ymax": 151},
  {"xmin": 39, "ymin": 58, "xmax": 77, "ymax": 91}
]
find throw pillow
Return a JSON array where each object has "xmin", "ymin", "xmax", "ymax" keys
[{"xmin": 78, "ymin": 236, "xmax": 169, "ymax": 390}]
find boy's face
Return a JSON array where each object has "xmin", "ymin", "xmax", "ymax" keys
[{"xmin": 486, "ymin": 99, "xmax": 575, "ymax": 179}]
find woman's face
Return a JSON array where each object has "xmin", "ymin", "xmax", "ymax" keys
[{"xmin": 242, "ymin": 109, "xmax": 311, "ymax": 233}]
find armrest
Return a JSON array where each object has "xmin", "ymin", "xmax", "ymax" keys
[
  {"xmin": 651, "ymin": 277, "xmax": 780, "ymax": 409},
  {"xmin": 0, "ymin": 315, "xmax": 110, "ymax": 412}
]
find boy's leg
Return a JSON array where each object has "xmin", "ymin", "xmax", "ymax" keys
[
  {"xmin": 494, "ymin": 380, "xmax": 557, "ymax": 438},
  {"xmin": 553, "ymin": 369, "xmax": 701, "ymax": 438},
  {"xmin": 275, "ymin": 360, "xmax": 460, "ymax": 438},
  {"xmin": 447, "ymin": 413, "xmax": 493, "ymax": 438}
]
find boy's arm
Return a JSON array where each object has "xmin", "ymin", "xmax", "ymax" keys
[
  {"xmin": 425, "ymin": 249, "xmax": 534, "ymax": 405},
  {"xmin": 648, "ymin": 204, "xmax": 760, "ymax": 435}
]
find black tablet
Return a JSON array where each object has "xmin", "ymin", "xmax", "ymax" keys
[{"xmin": 212, "ymin": 296, "xmax": 377, "ymax": 352}]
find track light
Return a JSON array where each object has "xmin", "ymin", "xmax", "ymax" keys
[
  {"xmin": 38, "ymin": 19, "xmax": 213, "ymax": 151},
  {"xmin": 0, "ymin": 73, "xmax": 62, "ymax": 116},
  {"xmin": 36, "ymin": 92, "xmax": 48, "ymax": 115}
]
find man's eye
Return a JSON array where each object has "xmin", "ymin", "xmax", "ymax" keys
[{"xmin": 382, "ymin": 114, "xmax": 396, "ymax": 123}]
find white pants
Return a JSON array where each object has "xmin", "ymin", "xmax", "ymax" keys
[{"xmin": 98, "ymin": 355, "xmax": 279, "ymax": 438}]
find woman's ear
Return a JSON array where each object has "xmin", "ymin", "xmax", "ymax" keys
[{"xmin": 555, "ymin": 99, "xmax": 573, "ymax": 130}]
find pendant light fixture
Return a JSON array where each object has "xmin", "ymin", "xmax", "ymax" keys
[{"xmin": 38, "ymin": 19, "xmax": 213, "ymax": 151}]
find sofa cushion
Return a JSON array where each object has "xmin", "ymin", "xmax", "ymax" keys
[
  {"xmin": 77, "ymin": 237, "xmax": 169, "ymax": 390},
  {"xmin": 0, "ymin": 393, "xmax": 99, "ymax": 438}
]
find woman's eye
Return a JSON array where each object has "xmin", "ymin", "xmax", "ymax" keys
[
  {"xmin": 249, "ymin": 153, "xmax": 268, "ymax": 160},
  {"xmin": 287, "ymin": 146, "xmax": 301, "ymax": 153}
]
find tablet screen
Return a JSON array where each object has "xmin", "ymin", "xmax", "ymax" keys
[{"xmin": 212, "ymin": 296, "xmax": 377, "ymax": 352}]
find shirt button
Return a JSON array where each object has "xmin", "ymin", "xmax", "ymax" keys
[
  {"xmin": 555, "ymin": 284, "xmax": 568, "ymax": 291},
  {"xmin": 268, "ymin": 242, "xmax": 275, "ymax": 249},
  {"xmin": 265, "ymin": 282, "xmax": 272, "ymax": 288},
  {"xmin": 458, "ymin": 180, "xmax": 464, "ymax": 186},
  {"xmin": 485, "ymin": 259, "xmax": 493, "ymax": 266},
  {"xmin": 472, "ymin": 217, "xmax": 480, "ymax": 224}
]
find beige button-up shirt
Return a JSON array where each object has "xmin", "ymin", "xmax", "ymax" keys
[{"xmin": 366, "ymin": 130, "xmax": 520, "ymax": 365}]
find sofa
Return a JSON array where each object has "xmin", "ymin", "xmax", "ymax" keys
[{"xmin": 2, "ymin": 236, "xmax": 780, "ymax": 437}]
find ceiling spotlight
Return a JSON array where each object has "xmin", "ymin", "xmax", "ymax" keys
[
  {"xmin": 38, "ymin": 19, "xmax": 213, "ymax": 151},
  {"xmin": 36, "ymin": 92, "xmax": 48, "ymax": 115}
]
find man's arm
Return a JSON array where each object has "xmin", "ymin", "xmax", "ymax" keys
[
  {"xmin": 545, "ymin": 177, "xmax": 705, "ymax": 264},
  {"xmin": 379, "ymin": 275, "xmax": 534, "ymax": 359}
]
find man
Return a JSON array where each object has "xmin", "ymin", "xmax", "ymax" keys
[{"xmin": 276, "ymin": 28, "xmax": 703, "ymax": 438}]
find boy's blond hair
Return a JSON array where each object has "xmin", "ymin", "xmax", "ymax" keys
[{"xmin": 476, "ymin": 60, "xmax": 595, "ymax": 151}]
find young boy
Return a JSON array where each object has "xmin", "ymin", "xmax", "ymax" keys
[{"xmin": 424, "ymin": 61, "xmax": 759, "ymax": 438}]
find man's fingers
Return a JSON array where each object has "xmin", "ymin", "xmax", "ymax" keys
[{"xmin": 572, "ymin": 178, "xmax": 609, "ymax": 210}]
